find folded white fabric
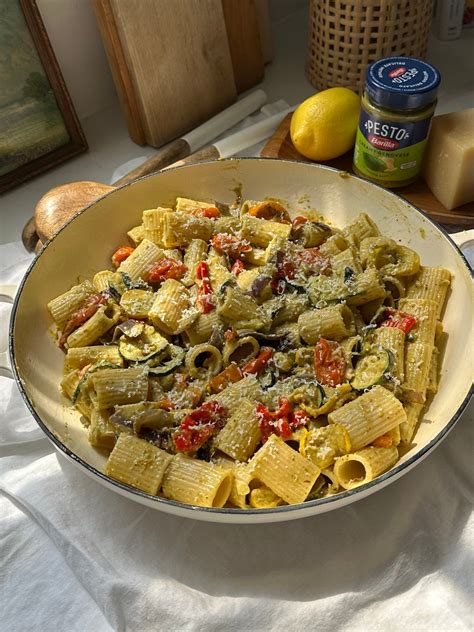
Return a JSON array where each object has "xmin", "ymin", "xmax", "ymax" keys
[{"xmin": 1, "ymin": 249, "xmax": 473, "ymax": 630}]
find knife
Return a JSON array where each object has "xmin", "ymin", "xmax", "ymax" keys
[
  {"xmin": 166, "ymin": 106, "xmax": 294, "ymax": 168},
  {"xmin": 113, "ymin": 89, "xmax": 268, "ymax": 185},
  {"xmin": 23, "ymin": 90, "xmax": 269, "ymax": 251}
]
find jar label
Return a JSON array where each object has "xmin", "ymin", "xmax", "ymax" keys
[{"xmin": 353, "ymin": 110, "xmax": 431, "ymax": 183}]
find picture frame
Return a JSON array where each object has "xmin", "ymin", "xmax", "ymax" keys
[{"xmin": 0, "ymin": 0, "xmax": 87, "ymax": 194}]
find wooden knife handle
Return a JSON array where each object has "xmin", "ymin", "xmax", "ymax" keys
[
  {"xmin": 166, "ymin": 144, "xmax": 220, "ymax": 169},
  {"xmin": 113, "ymin": 138, "xmax": 191, "ymax": 185},
  {"xmin": 22, "ymin": 139, "xmax": 214, "ymax": 251}
]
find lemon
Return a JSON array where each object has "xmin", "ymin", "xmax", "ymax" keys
[{"xmin": 290, "ymin": 87, "xmax": 360, "ymax": 161}]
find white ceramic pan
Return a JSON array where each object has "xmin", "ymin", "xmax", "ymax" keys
[{"xmin": 6, "ymin": 159, "xmax": 474, "ymax": 523}]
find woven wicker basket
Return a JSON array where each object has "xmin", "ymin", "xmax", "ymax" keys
[{"xmin": 307, "ymin": 0, "xmax": 434, "ymax": 92}]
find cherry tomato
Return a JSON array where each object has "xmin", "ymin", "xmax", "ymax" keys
[
  {"xmin": 195, "ymin": 261, "xmax": 214, "ymax": 313},
  {"xmin": 173, "ymin": 401, "xmax": 227, "ymax": 452},
  {"xmin": 313, "ymin": 338, "xmax": 346, "ymax": 387},
  {"xmin": 371, "ymin": 433, "xmax": 393, "ymax": 448},
  {"xmin": 59, "ymin": 293, "xmax": 108, "ymax": 348},
  {"xmin": 231, "ymin": 259, "xmax": 245, "ymax": 276},
  {"xmin": 242, "ymin": 347, "xmax": 273, "ymax": 375},
  {"xmin": 380, "ymin": 308, "xmax": 417, "ymax": 334},
  {"xmin": 298, "ymin": 248, "xmax": 331, "ymax": 275},
  {"xmin": 292, "ymin": 215, "xmax": 308, "ymax": 228},
  {"xmin": 209, "ymin": 363, "xmax": 243, "ymax": 393},
  {"xmin": 211, "ymin": 233, "xmax": 252, "ymax": 260},
  {"xmin": 256, "ymin": 398, "xmax": 309, "ymax": 443},
  {"xmin": 147, "ymin": 258, "xmax": 187, "ymax": 283},
  {"xmin": 157, "ymin": 397, "xmax": 175, "ymax": 411},
  {"xmin": 247, "ymin": 201, "xmax": 291, "ymax": 224},
  {"xmin": 112, "ymin": 246, "xmax": 135, "ymax": 267},
  {"xmin": 191, "ymin": 206, "xmax": 221, "ymax": 219}
]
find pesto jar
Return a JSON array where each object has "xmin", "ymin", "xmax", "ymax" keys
[{"xmin": 353, "ymin": 57, "xmax": 441, "ymax": 188}]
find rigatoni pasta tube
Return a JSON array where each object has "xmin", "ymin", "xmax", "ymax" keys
[
  {"xmin": 117, "ymin": 238, "xmax": 164, "ymax": 281},
  {"xmin": 207, "ymin": 247, "xmax": 232, "ymax": 287},
  {"xmin": 214, "ymin": 398, "xmax": 261, "ymax": 461},
  {"xmin": 328, "ymin": 386, "xmax": 407, "ymax": 451},
  {"xmin": 218, "ymin": 286, "xmax": 261, "ymax": 322},
  {"xmin": 65, "ymin": 345, "xmax": 124, "ymax": 371},
  {"xmin": 175, "ymin": 197, "xmax": 210, "ymax": 213},
  {"xmin": 89, "ymin": 408, "xmax": 122, "ymax": 450},
  {"xmin": 222, "ymin": 336, "xmax": 259, "ymax": 366},
  {"xmin": 162, "ymin": 211, "xmax": 213, "ymax": 248},
  {"xmin": 342, "ymin": 212, "xmax": 380, "ymax": 244},
  {"xmin": 241, "ymin": 214, "xmax": 291, "ymax": 248},
  {"xmin": 405, "ymin": 267, "xmax": 451, "ymax": 318},
  {"xmin": 47, "ymin": 280, "xmax": 96, "ymax": 327},
  {"xmin": 402, "ymin": 341, "xmax": 433, "ymax": 403},
  {"xmin": 331, "ymin": 247, "xmax": 363, "ymax": 274},
  {"xmin": 181, "ymin": 238, "xmax": 208, "ymax": 287},
  {"xmin": 120, "ymin": 289, "xmax": 155, "ymax": 319},
  {"xmin": 346, "ymin": 268, "xmax": 386, "ymax": 306},
  {"xmin": 250, "ymin": 434, "xmax": 320, "ymax": 505},
  {"xmin": 213, "ymin": 216, "xmax": 240, "ymax": 235},
  {"xmin": 298, "ymin": 305, "xmax": 355, "ymax": 344},
  {"xmin": 161, "ymin": 454, "xmax": 232, "ymax": 507},
  {"xmin": 398, "ymin": 298, "xmax": 438, "ymax": 346},
  {"xmin": 60, "ymin": 370, "xmax": 92, "ymax": 421},
  {"xmin": 142, "ymin": 207, "xmax": 171, "ymax": 245},
  {"xmin": 370, "ymin": 326, "xmax": 405, "ymax": 385},
  {"xmin": 213, "ymin": 375, "xmax": 262, "ymax": 413},
  {"xmin": 249, "ymin": 486, "xmax": 282, "ymax": 508},
  {"xmin": 318, "ymin": 234, "xmax": 349, "ymax": 257},
  {"xmin": 66, "ymin": 304, "xmax": 121, "ymax": 349},
  {"xmin": 148, "ymin": 279, "xmax": 195, "ymax": 335},
  {"xmin": 334, "ymin": 446, "xmax": 399, "ymax": 490},
  {"xmin": 229, "ymin": 464, "xmax": 253, "ymax": 508},
  {"xmin": 184, "ymin": 344, "xmax": 222, "ymax": 378},
  {"xmin": 105, "ymin": 434, "xmax": 173, "ymax": 494},
  {"xmin": 400, "ymin": 402, "xmax": 424, "ymax": 444},
  {"xmin": 89, "ymin": 367, "xmax": 149, "ymax": 408},
  {"xmin": 183, "ymin": 310, "xmax": 222, "ymax": 346},
  {"xmin": 127, "ymin": 224, "xmax": 145, "ymax": 246},
  {"xmin": 427, "ymin": 346, "xmax": 439, "ymax": 394},
  {"xmin": 273, "ymin": 294, "xmax": 309, "ymax": 326}
]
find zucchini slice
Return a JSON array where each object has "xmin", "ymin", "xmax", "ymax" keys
[
  {"xmin": 147, "ymin": 344, "xmax": 185, "ymax": 375},
  {"xmin": 119, "ymin": 325, "xmax": 168, "ymax": 362},
  {"xmin": 305, "ymin": 383, "xmax": 353, "ymax": 416},
  {"xmin": 351, "ymin": 346, "xmax": 393, "ymax": 391}
]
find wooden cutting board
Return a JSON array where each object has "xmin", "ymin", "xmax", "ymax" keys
[
  {"xmin": 261, "ymin": 113, "xmax": 474, "ymax": 228},
  {"xmin": 222, "ymin": 0, "xmax": 264, "ymax": 93},
  {"xmin": 93, "ymin": 0, "xmax": 237, "ymax": 147}
]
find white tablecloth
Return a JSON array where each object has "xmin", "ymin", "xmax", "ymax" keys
[{"xmin": 1, "ymin": 241, "xmax": 473, "ymax": 632}]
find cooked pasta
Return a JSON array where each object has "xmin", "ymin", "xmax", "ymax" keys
[{"xmin": 47, "ymin": 197, "xmax": 451, "ymax": 509}]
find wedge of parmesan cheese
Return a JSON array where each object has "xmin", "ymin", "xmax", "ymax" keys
[{"xmin": 422, "ymin": 109, "xmax": 474, "ymax": 210}]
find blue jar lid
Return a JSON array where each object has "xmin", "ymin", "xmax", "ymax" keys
[{"xmin": 365, "ymin": 57, "xmax": 441, "ymax": 111}]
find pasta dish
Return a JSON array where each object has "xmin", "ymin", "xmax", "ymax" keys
[{"xmin": 47, "ymin": 196, "xmax": 451, "ymax": 509}]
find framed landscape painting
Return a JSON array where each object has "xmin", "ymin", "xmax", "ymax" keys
[{"xmin": 0, "ymin": 0, "xmax": 87, "ymax": 193}]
